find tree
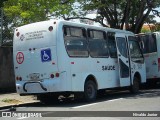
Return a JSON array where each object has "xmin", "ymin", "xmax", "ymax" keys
[
  {"xmin": 155, "ymin": 22, "xmax": 160, "ymax": 31},
  {"xmin": 3, "ymin": 0, "xmax": 49, "ymax": 27},
  {"xmin": 1, "ymin": 0, "xmax": 76, "ymax": 45},
  {"xmin": 0, "ymin": 0, "xmax": 8, "ymax": 7},
  {"xmin": 3, "ymin": 0, "xmax": 75, "ymax": 27},
  {"xmin": 2, "ymin": 0, "xmax": 160, "ymax": 34},
  {"xmin": 62, "ymin": 0, "xmax": 160, "ymax": 33},
  {"xmin": 52, "ymin": 0, "xmax": 160, "ymax": 34}
]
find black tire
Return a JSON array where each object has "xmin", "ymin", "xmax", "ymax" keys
[
  {"xmin": 130, "ymin": 76, "xmax": 140, "ymax": 94},
  {"xmin": 84, "ymin": 80, "xmax": 97, "ymax": 102}
]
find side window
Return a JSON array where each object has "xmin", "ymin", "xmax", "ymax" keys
[
  {"xmin": 129, "ymin": 36, "xmax": 144, "ymax": 63},
  {"xmin": 107, "ymin": 32, "xmax": 117, "ymax": 58},
  {"xmin": 138, "ymin": 34, "xmax": 157, "ymax": 54},
  {"xmin": 136, "ymin": 35, "xmax": 149, "ymax": 54},
  {"xmin": 88, "ymin": 29, "xmax": 109, "ymax": 58},
  {"xmin": 89, "ymin": 30, "xmax": 105, "ymax": 39},
  {"xmin": 63, "ymin": 26, "xmax": 88, "ymax": 57},
  {"xmin": 116, "ymin": 37, "xmax": 128, "ymax": 58},
  {"xmin": 149, "ymin": 34, "xmax": 157, "ymax": 53}
]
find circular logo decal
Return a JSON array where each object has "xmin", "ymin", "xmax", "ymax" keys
[{"xmin": 16, "ymin": 52, "xmax": 24, "ymax": 64}]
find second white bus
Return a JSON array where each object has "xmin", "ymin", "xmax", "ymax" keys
[
  {"xmin": 13, "ymin": 20, "xmax": 146, "ymax": 102},
  {"xmin": 137, "ymin": 32, "xmax": 160, "ymax": 86}
]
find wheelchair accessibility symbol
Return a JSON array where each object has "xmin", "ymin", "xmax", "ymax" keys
[{"xmin": 41, "ymin": 49, "xmax": 51, "ymax": 62}]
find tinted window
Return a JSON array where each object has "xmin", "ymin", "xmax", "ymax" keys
[
  {"xmin": 138, "ymin": 34, "xmax": 157, "ymax": 54},
  {"xmin": 64, "ymin": 26, "xmax": 88, "ymax": 57},
  {"xmin": 129, "ymin": 36, "xmax": 144, "ymax": 63},
  {"xmin": 107, "ymin": 32, "xmax": 117, "ymax": 58},
  {"xmin": 137, "ymin": 35, "xmax": 149, "ymax": 54},
  {"xmin": 116, "ymin": 37, "xmax": 128, "ymax": 58},
  {"xmin": 89, "ymin": 30, "xmax": 105, "ymax": 39},
  {"xmin": 148, "ymin": 34, "xmax": 157, "ymax": 53},
  {"xmin": 88, "ymin": 30, "xmax": 109, "ymax": 57}
]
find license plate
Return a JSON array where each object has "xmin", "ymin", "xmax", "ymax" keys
[{"xmin": 29, "ymin": 73, "xmax": 40, "ymax": 80}]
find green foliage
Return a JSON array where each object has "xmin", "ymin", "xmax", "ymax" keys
[
  {"xmin": 0, "ymin": 0, "xmax": 8, "ymax": 7},
  {"xmin": 2, "ymin": 98, "xmax": 21, "ymax": 104},
  {"xmin": 3, "ymin": 0, "xmax": 76, "ymax": 27},
  {"xmin": 141, "ymin": 27, "xmax": 151, "ymax": 33},
  {"xmin": 155, "ymin": 23, "xmax": 160, "ymax": 31},
  {"xmin": 3, "ymin": 0, "xmax": 47, "ymax": 26},
  {"xmin": 2, "ymin": 0, "xmax": 160, "ymax": 34}
]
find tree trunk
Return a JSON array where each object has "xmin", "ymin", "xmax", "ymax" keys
[
  {"xmin": 124, "ymin": 0, "xmax": 131, "ymax": 30},
  {"xmin": 134, "ymin": 8, "xmax": 152, "ymax": 34}
]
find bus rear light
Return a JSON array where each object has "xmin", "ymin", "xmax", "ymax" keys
[
  {"xmin": 50, "ymin": 74, "xmax": 54, "ymax": 78},
  {"xmin": 158, "ymin": 58, "xmax": 160, "ymax": 71},
  {"xmin": 16, "ymin": 32, "xmax": 20, "ymax": 37},
  {"xmin": 16, "ymin": 76, "xmax": 22, "ymax": 81},
  {"xmin": 71, "ymin": 62, "xmax": 74, "ymax": 64},
  {"xmin": 55, "ymin": 73, "xmax": 59, "ymax": 77},
  {"xmin": 16, "ymin": 76, "xmax": 19, "ymax": 80},
  {"xmin": 48, "ymin": 26, "xmax": 53, "ymax": 31}
]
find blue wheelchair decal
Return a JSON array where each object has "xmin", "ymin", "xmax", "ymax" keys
[{"xmin": 41, "ymin": 49, "xmax": 52, "ymax": 62}]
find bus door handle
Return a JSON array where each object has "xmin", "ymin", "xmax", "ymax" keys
[{"xmin": 23, "ymin": 81, "xmax": 47, "ymax": 92}]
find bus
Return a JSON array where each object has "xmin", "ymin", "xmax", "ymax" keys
[
  {"xmin": 136, "ymin": 32, "xmax": 160, "ymax": 86},
  {"xmin": 13, "ymin": 20, "xmax": 146, "ymax": 102}
]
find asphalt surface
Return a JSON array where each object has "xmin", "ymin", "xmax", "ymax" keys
[{"xmin": 0, "ymin": 86, "xmax": 160, "ymax": 120}]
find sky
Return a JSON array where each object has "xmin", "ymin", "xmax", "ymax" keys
[
  {"xmin": 155, "ymin": 17, "xmax": 160, "ymax": 22},
  {"xmin": 154, "ymin": 8, "xmax": 160, "ymax": 22}
]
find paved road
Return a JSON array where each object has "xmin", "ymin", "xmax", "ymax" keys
[{"xmin": 1, "ymin": 87, "xmax": 160, "ymax": 120}]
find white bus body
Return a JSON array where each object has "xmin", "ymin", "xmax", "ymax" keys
[
  {"xmin": 137, "ymin": 32, "xmax": 160, "ymax": 85},
  {"xmin": 13, "ymin": 20, "xmax": 146, "ymax": 102}
]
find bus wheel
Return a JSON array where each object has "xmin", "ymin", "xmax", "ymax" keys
[
  {"xmin": 130, "ymin": 76, "xmax": 140, "ymax": 94},
  {"xmin": 84, "ymin": 80, "xmax": 97, "ymax": 102}
]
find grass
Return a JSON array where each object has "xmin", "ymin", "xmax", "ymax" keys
[{"xmin": 1, "ymin": 98, "xmax": 22, "ymax": 104}]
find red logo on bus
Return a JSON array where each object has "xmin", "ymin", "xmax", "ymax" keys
[{"xmin": 16, "ymin": 52, "xmax": 24, "ymax": 64}]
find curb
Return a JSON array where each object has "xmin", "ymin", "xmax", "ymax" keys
[{"xmin": 0, "ymin": 101, "xmax": 39, "ymax": 111}]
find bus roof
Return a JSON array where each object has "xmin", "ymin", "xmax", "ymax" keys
[
  {"xmin": 16, "ymin": 19, "xmax": 134, "ymax": 35},
  {"xmin": 58, "ymin": 20, "xmax": 134, "ymax": 34}
]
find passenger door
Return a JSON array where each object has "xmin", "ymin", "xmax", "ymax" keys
[{"xmin": 115, "ymin": 33, "xmax": 131, "ymax": 86}]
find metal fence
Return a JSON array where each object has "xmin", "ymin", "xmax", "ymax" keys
[{"xmin": 0, "ymin": 8, "xmax": 13, "ymax": 46}]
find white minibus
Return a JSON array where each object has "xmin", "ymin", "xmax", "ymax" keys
[{"xmin": 13, "ymin": 20, "xmax": 146, "ymax": 102}]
